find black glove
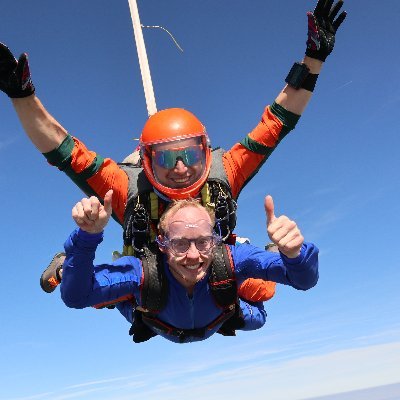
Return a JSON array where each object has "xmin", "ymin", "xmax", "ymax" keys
[
  {"xmin": 305, "ymin": 0, "xmax": 347, "ymax": 62},
  {"xmin": 0, "ymin": 42, "xmax": 35, "ymax": 98}
]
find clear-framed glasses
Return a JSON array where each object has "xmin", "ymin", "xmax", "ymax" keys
[{"xmin": 163, "ymin": 235, "xmax": 217, "ymax": 255}]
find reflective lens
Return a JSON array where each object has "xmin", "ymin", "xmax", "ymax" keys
[
  {"xmin": 167, "ymin": 236, "xmax": 215, "ymax": 255},
  {"xmin": 152, "ymin": 145, "xmax": 203, "ymax": 169}
]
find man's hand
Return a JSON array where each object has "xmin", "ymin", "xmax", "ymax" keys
[
  {"xmin": 72, "ymin": 190, "xmax": 113, "ymax": 234},
  {"xmin": 305, "ymin": 0, "xmax": 347, "ymax": 62},
  {"xmin": 265, "ymin": 195, "xmax": 304, "ymax": 259},
  {"xmin": 0, "ymin": 42, "xmax": 35, "ymax": 98}
]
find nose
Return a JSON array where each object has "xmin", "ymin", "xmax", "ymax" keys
[
  {"xmin": 174, "ymin": 159, "xmax": 188, "ymax": 174},
  {"xmin": 185, "ymin": 241, "xmax": 200, "ymax": 259}
]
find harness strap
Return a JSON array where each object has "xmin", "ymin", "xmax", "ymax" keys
[
  {"xmin": 149, "ymin": 192, "xmax": 158, "ymax": 220},
  {"xmin": 141, "ymin": 305, "xmax": 235, "ymax": 343},
  {"xmin": 217, "ymin": 301, "xmax": 245, "ymax": 336},
  {"xmin": 129, "ymin": 309, "xmax": 157, "ymax": 343},
  {"xmin": 206, "ymin": 181, "xmax": 237, "ymax": 242},
  {"xmin": 209, "ymin": 244, "xmax": 237, "ymax": 308},
  {"xmin": 123, "ymin": 199, "xmax": 149, "ymax": 255},
  {"xmin": 139, "ymin": 244, "xmax": 168, "ymax": 312},
  {"xmin": 200, "ymin": 182, "xmax": 211, "ymax": 205}
]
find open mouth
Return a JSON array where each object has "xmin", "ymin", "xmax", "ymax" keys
[
  {"xmin": 183, "ymin": 263, "xmax": 202, "ymax": 271},
  {"xmin": 172, "ymin": 176, "xmax": 191, "ymax": 184}
]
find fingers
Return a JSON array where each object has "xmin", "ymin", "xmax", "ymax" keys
[
  {"xmin": 72, "ymin": 202, "xmax": 89, "ymax": 227},
  {"xmin": 332, "ymin": 10, "xmax": 347, "ymax": 31},
  {"xmin": 0, "ymin": 43, "xmax": 17, "ymax": 72},
  {"xmin": 103, "ymin": 189, "xmax": 113, "ymax": 216},
  {"xmin": 268, "ymin": 216, "xmax": 302, "ymax": 246},
  {"xmin": 323, "ymin": 0, "xmax": 335, "ymax": 18},
  {"xmin": 15, "ymin": 53, "xmax": 28, "ymax": 78},
  {"xmin": 267, "ymin": 215, "xmax": 304, "ymax": 258},
  {"xmin": 313, "ymin": 0, "xmax": 327, "ymax": 17},
  {"xmin": 328, "ymin": 0, "xmax": 343, "ymax": 21},
  {"xmin": 279, "ymin": 234, "xmax": 304, "ymax": 258},
  {"xmin": 264, "ymin": 195, "xmax": 276, "ymax": 225},
  {"xmin": 72, "ymin": 196, "xmax": 101, "ymax": 226},
  {"xmin": 0, "ymin": 42, "xmax": 15, "ymax": 61}
]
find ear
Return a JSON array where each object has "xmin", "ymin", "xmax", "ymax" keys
[{"xmin": 157, "ymin": 235, "xmax": 167, "ymax": 253}]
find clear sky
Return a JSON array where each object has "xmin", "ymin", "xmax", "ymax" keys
[{"xmin": 0, "ymin": 1, "xmax": 399, "ymax": 399}]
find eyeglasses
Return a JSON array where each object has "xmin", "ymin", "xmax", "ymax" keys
[
  {"xmin": 163, "ymin": 236, "xmax": 216, "ymax": 255},
  {"xmin": 152, "ymin": 145, "xmax": 204, "ymax": 169}
]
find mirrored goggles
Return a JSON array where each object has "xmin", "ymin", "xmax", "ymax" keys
[
  {"xmin": 151, "ymin": 144, "xmax": 204, "ymax": 169},
  {"xmin": 163, "ymin": 236, "xmax": 217, "ymax": 255}
]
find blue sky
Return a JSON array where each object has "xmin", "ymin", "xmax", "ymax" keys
[{"xmin": 1, "ymin": 0, "xmax": 399, "ymax": 399}]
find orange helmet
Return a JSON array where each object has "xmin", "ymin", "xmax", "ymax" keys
[{"xmin": 140, "ymin": 108, "xmax": 212, "ymax": 199}]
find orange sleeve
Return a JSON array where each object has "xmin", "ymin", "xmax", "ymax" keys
[
  {"xmin": 43, "ymin": 134, "xmax": 128, "ymax": 225},
  {"xmin": 223, "ymin": 106, "xmax": 284, "ymax": 199},
  {"xmin": 223, "ymin": 103, "xmax": 300, "ymax": 199},
  {"xmin": 87, "ymin": 158, "xmax": 128, "ymax": 224}
]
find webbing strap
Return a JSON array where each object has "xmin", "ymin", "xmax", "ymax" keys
[
  {"xmin": 209, "ymin": 245, "xmax": 237, "ymax": 308},
  {"xmin": 140, "ymin": 244, "xmax": 168, "ymax": 312},
  {"xmin": 201, "ymin": 182, "xmax": 211, "ymax": 206},
  {"xmin": 149, "ymin": 192, "xmax": 158, "ymax": 220},
  {"xmin": 141, "ymin": 305, "xmax": 235, "ymax": 343}
]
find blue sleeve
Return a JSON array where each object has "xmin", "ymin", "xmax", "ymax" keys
[
  {"xmin": 239, "ymin": 299, "xmax": 267, "ymax": 331},
  {"xmin": 232, "ymin": 242, "xmax": 319, "ymax": 290},
  {"xmin": 60, "ymin": 228, "xmax": 142, "ymax": 309},
  {"xmin": 115, "ymin": 301, "xmax": 135, "ymax": 324}
]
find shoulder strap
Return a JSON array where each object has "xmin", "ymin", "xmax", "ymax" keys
[
  {"xmin": 119, "ymin": 164, "xmax": 153, "ymax": 204},
  {"xmin": 139, "ymin": 243, "xmax": 168, "ymax": 312},
  {"xmin": 208, "ymin": 244, "xmax": 237, "ymax": 308},
  {"xmin": 208, "ymin": 147, "xmax": 230, "ymax": 188},
  {"xmin": 206, "ymin": 150, "xmax": 238, "ymax": 242}
]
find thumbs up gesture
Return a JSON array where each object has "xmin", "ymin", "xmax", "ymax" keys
[
  {"xmin": 72, "ymin": 190, "xmax": 113, "ymax": 234},
  {"xmin": 265, "ymin": 195, "xmax": 304, "ymax": 258}
]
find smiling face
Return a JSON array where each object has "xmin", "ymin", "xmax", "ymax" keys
[
  {"xmin": 151, "ymin": 137, "xmax": 206, "ymax": 189},
  {"xmin": 158, "ymin": 204, "xmax": 215, "ymax": 292}
]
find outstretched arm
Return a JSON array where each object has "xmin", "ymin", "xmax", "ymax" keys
[
  {"xmin": 276, "ymin": 0, "xmax": 347, "ymax": 115},
  {"xmin": 0, "ymin": 42, "xmax": 68, "ymax": 152},
  {"xmin": 61, "ymin": 190, "xmax": 142, "ymax": 309},
  {"xmin": 12, "ymin": 95, "xmax": 68, "ymax": 153},
  {"xmin": 0, "ymin": 42, "xmax": 129, "ymax": 223},
  {"xmin": 234, "ymin": 195, "xmax": 319, "ymax": 290},
  {"xmin": 223, "ymin": 0, "xmax": 347, "ymax": 199}
]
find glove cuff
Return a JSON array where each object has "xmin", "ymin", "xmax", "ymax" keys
[{"xmin": 305, "ymin": 48, "xmax": 327, "ymax": 62}]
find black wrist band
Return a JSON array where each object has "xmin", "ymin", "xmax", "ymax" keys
[
  {"xmin": 300, "ymin": 73, "xmax": 319, "ymax": 92},
  {"xmin": 285, "ymin": 62, "xmax": 319, "ymax": 92},
  {"xmin": 285, "ymin": 62, "xmax": 310, "ymax": 89}
]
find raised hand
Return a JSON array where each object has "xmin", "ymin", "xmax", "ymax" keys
[
  {"xmin": 72, "ymin": 190, "xmax": 113, "ymax": 234},
  {"xmin": 264, "ymin": 195, "xmax": 304, "ymax": 258},
  {"xmin": 305, "ymin": 0, "xmax": 347, "ymax": 62},
  {"xmin": 0, "ymin": 42, "xmax": 35, "ymax": 98}
]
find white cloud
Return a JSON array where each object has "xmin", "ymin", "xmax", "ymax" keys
[{"xmin": 12, "ymin": 341, "xmax": 399, "ymax": 400}]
